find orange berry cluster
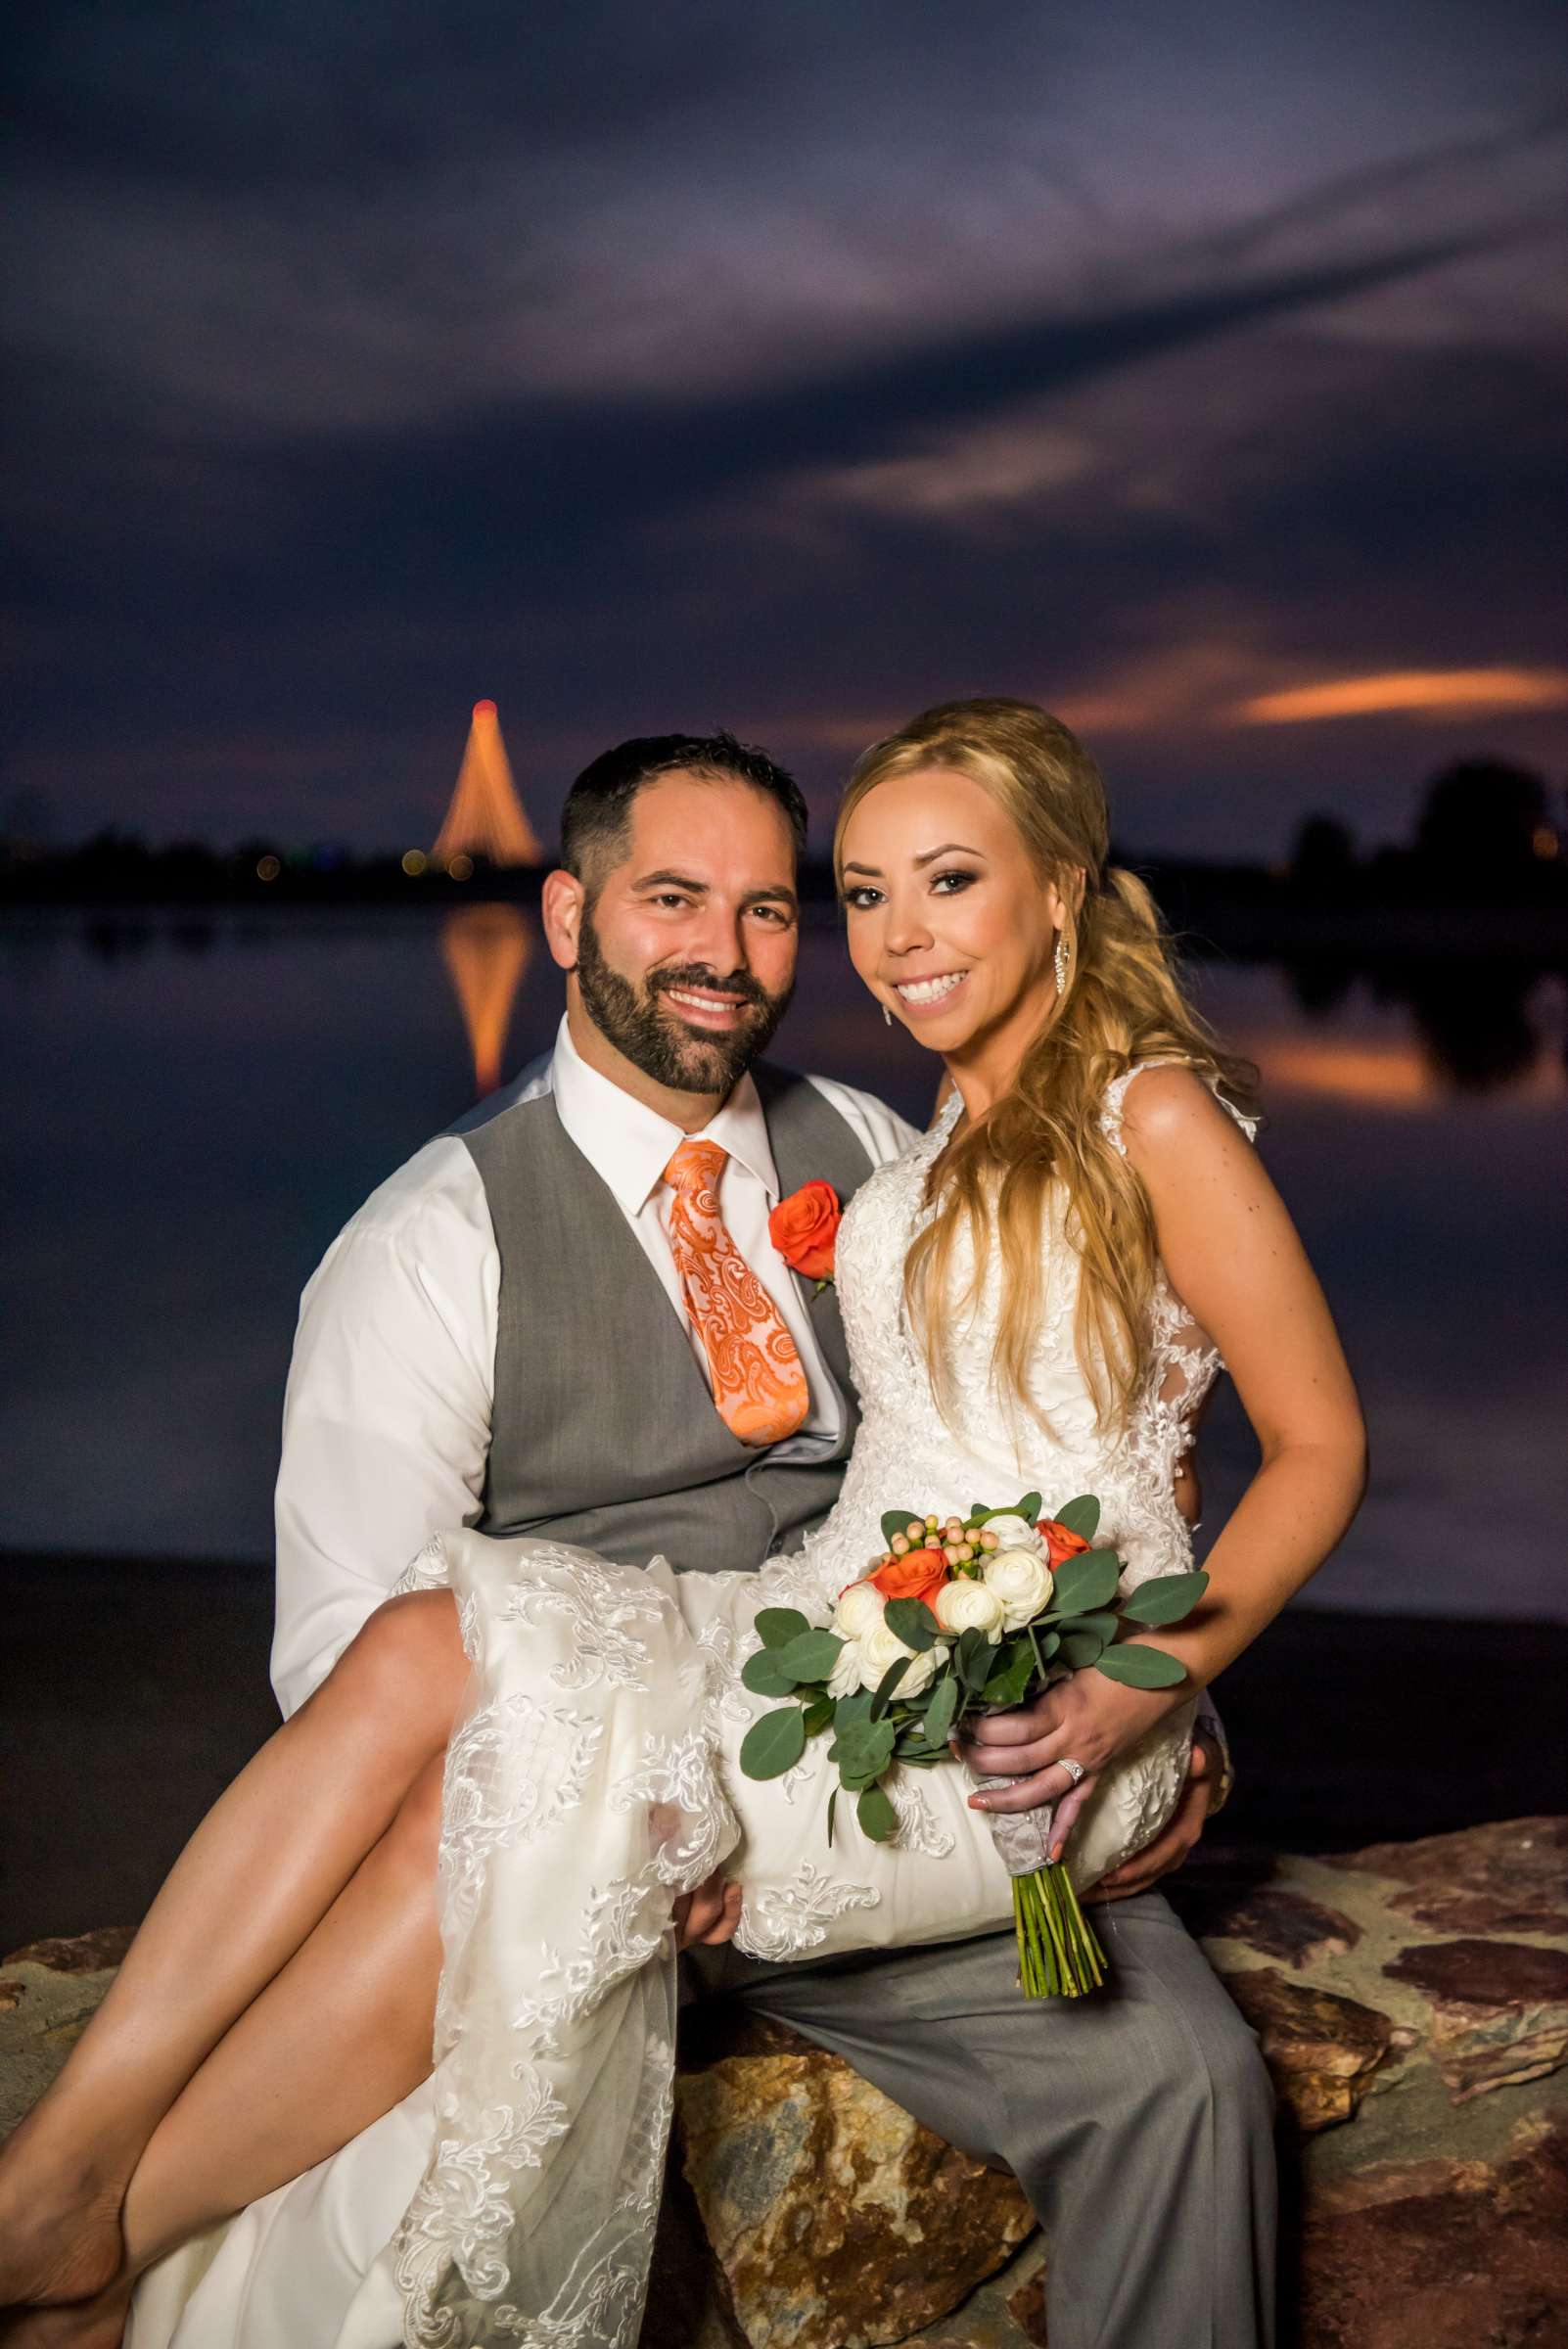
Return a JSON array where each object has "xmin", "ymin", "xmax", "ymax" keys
[{"xmin": 876, "ymin": 1513, "xmax": 1002, "ymax": 1576}]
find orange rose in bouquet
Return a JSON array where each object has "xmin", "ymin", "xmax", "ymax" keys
[
  {"xmin": 1038, "ymin": 1515, "xmax": 1093, "ymax": 1567},
  {"xmin": 867, "ymin": 1544, "xmax": 950, "ymax": 1613},
  {"xmin": 768, "ymin": 1180, "xmax": 842, "ymax": 1284}
]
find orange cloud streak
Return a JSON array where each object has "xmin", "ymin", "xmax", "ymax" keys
[{"xmin": 1236, "ymin": 668, "xmax": 1568, "ymax": 724}]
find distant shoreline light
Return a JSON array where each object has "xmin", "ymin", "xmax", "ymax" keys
[{"xmin": 1236, "ymin": 668, "xmax": 1568, "ymax": 725}]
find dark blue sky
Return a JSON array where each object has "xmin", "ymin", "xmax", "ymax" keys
[{"xmin": 6, "ymin": 0, "xmax": 1565, "ymax": 856}]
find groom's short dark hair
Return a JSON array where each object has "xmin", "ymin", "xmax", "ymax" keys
[{"xmin": 560, "ymin": 732, "xmax": 808, "ymax": 887}]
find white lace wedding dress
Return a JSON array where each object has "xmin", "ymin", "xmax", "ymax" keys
[{"xmin": 128, "ymin": 1067, "xmax": 1251, "ymax": 2349}]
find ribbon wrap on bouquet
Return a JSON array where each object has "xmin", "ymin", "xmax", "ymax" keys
[{"xmin": 372, "ymin": 1528, "xmax": 1195, "ymax": 2348}]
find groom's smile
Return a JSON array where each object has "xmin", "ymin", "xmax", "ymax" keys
[{"xmin": 661, "ymin": 975, "xmax": 757, "ymax": 1028}]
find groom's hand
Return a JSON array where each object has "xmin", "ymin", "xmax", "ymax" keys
[
  {"xmin": 673, "ymin": 1869, "xmax": 744, "ymax": 1950},
  {"xmin": 1085, "ymin": 1731, "xmax": 1222, "ymax": 1903}
]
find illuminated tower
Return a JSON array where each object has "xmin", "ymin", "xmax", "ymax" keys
[{"xmin": 433, "ymin": 700, "xmax": 544, "ymax": 867}]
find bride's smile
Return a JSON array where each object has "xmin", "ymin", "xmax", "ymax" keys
[{"xmin": 839, "ymin": 763, "xmax": 1070, "ymax": 1108}]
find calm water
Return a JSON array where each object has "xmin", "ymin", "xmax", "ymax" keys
[{"xmin": 3, "ymin": 905, "xmax": 1564, "ymax": 1619}]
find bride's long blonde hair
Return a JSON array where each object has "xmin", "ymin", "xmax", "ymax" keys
[{"xmin": 834, "ymin": 697, "xmax": 1258, "ymax": 1432}]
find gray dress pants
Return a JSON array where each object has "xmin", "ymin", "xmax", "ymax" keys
[{"xmin": 687, "ymin": 1891, "xmax": 1275, "ymax": 2349}]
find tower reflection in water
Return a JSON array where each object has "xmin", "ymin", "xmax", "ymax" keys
[{"xmin": 440, "ymin": 904, "xmax": 533, "ymax": 1097}]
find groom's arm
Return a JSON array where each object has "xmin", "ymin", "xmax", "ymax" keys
[
  {"xmin": 801, "ymin": 1076, "xmax": 920, "ymax": 1168},
  {"xmin": 271, "ymin": 1139, "xmax": 497, "ymax": 1718}
]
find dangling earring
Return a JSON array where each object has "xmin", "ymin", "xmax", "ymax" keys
[
  {"xmin": 883, "ymin": 1003, "xmax": 894, "ymax": 1026},
  {"xmin": 1054, "ymin": 934, "xmax": 1070, "ymax": 994}
]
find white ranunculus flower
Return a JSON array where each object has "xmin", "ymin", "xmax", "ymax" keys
[
  {"xmin": 857, "ymin": 1617, "xmax": 940, "ymax": 1698},
  {"xmin": 826, "ymin": 1637, "xmax": 865, "ymax": 1699},
  {"xmin": 981, "ymin": 1513, "xmax": 1046, "ymax": 1556},
  {"xmin": 981, "ymin": 1546, "xmax": 1055, "ymax": 1632},
  {"xmin": 933, "ymin": 1577, "xmax": 1005, "ymax": 1643},
  {"xmin": 831, "ymin": 1580, "xmax": 888, "ymax": 1640}
]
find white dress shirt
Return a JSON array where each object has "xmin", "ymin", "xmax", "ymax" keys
[{"xmin": 271, "ymin": 1020, "xmax": 919, "ymax": 1717}]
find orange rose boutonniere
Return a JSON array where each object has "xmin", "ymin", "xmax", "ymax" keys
[{"xmin": 768, "ymin": 1178, "xmax": 842, "ymax": 1288}]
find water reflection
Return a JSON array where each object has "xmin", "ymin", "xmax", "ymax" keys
[
  {"xmin": 82, "ymin": 914, "xmax": 153, "ymax": 960},
  {"xmin": 59, "ymin": 908, "xmax": 1568, "ymax": 1106},
  {"xmin": 1278, "ymin": 958, "xmax": 1563, "ymax": 1100},
  {"xmin": 439, "ymin": 905, "xmax": 533, "ymax": 1096},
  {"xmin": 1402, "ymin": 965, "xmax": 1549, "ymax": 1094}
]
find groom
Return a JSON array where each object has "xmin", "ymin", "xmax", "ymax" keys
[{"xmin": 272, "ymin": 731, "xmax": 1274, "ymax": 2348}]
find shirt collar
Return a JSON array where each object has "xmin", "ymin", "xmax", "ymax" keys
[{"xmin": 549, "ymin": 1016, "xmax": 781, "ymax": 1217}]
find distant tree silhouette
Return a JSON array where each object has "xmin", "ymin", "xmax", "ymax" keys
[
  {"xmin": 1290, "ymin": 814, "xmax": 1357, "ymax": 893},
  {"xmin": 1415, "ymin": 760, "xmax": 1546, "ymax": 878}
]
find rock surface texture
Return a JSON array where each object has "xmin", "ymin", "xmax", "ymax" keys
[{"xmin": 3, "ymin": 1821, "xmax": 1564, "ymax": 2348}]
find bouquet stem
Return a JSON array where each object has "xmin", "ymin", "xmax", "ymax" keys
[{"xmin": 1013, "ymin": 1863, "xmax": 1107, "ymax": 1998}]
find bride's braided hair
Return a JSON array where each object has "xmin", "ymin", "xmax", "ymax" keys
[{"xmin": 835, "ymin": 697, "xmax": 1257, "ymax": 1433}]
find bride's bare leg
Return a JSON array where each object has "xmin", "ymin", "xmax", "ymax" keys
[
  {"xmin": 0, "ymin": 1757, "xmax": 446, "ymax": 2349},
  {"xmin": 120, "ymin": 1750, "xmax": 446, "ymax": 2275},
  {"xmin": 0, "ymin": 1589, "xmax": 467, "ymax": 2309}
]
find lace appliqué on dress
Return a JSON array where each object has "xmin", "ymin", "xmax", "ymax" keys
[
  {"xmin": 734, "ymin": 1861, "xmax": 881, "ymax": 1961},
  {"xmin": 388, "ymin": 1536, "xmax": 737, "ymax": 2349}
]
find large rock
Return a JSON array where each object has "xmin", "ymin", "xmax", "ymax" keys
[
  {"xmin": 3, "ymin": 1821, "xmax": 1565, "ymax": 2348},
  {"xmin": 674, "ymin": 2010, "xmax": 1035, "ymax": 2349}
]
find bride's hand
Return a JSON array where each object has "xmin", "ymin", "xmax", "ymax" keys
[
  {"xmin": 953, "ymin": 1669, "xmax": 1180, "ymax": 1843},
  {"xmin": 672, "ymin": 1869, "xmax": 744, "ymax": 1950}
]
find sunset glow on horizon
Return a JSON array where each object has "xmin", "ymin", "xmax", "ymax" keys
[{"xmin": 1236, "ymin": 668, "xmax": 1568, "ymax": 726}]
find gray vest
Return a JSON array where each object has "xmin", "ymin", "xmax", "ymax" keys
[{"xmin": 454, "ymin": 1059, "xmax": 876, "ymax": 1575}]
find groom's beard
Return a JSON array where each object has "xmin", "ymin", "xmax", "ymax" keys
[{"xmin": 574, "ymin": 909, "xmax": 792, "ymax": 1095}]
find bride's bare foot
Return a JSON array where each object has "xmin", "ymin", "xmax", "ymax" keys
[
  {"xmin": 0, "ymin": 2273, "xmax": 136, "ymax": 2349},
  {"xmin": 0, "ymin": 2113, "xmax": 128, "ymax": 2309}
]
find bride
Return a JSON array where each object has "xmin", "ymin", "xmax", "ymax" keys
[{"xmin": 0, "ymin": 699, "xmax": 1365, "ymax": 2349}]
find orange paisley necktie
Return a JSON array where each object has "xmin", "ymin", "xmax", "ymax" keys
[{"xmin": 663, "ymin": 1138, "xmax": 809, "ymax": 1448}]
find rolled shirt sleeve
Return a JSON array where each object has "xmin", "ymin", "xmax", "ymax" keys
[
  {"xmin": 802, "ymin": 1074, "xmax": 921, "ymax": 1168},
  {"xmin": 271, "ymin": 1137, "xmax": 498, "ymax": 1718}
]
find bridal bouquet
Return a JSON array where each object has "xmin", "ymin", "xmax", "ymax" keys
[{"xmin": 739, "ymin": 1492, "xmax": 1208, "ymax": 1997}]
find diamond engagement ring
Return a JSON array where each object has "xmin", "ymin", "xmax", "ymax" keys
[{"xmin": 1058, "ymin": 1758, "xmax": 1086, "ymax": 1787}]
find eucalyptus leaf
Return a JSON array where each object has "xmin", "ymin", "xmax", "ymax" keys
[
  {"xmin": 1014, "ymin": 1490, "xmax": 1042, "ymax": 1522},
  {"xmin": 801, "ymin": 1695, "xmax": 835, "ymax": 1737},
  {"xmin": 881, "ymin": 1507, "xmax": 920, "ymax": 1547},
  {"xmin": 1052, "ymin": 1547, "xmax": 1122, "ymax": 1614},
  {"xmin": 826, "ymin": 1786, "xmax": 838, "ymax": 1846},
  {"xmin": 776, "ymin": 1628, "xmax": 844, "ymax": 1681},
  {"xmin": 1053, "ymin": 1494, "xmax": 1101, "ymax": 1542},
  {"xmin": 956, "ymin": 1627, "xmax": 994, "ymax": 1690},
  {"xmin": 741, "ymin": 1648, "xmax": 799, "ymax": 1697},
  {"xmin": 739, "ymin": 1705, "xmax": 807, "ymax": 1780},
  {"xmin": 1118, "ymin": 1571, "xmax": 1210, "ymax": 1627},
  {"xmin": 755, "ymin": 1606, "xmax": 810, "ymax": 1649},
  {"xmin": 1054, "ymin": 1611, "xmax": 1121, "ymax": 1644},
  {"xmin": 833, "ymin": 1690, "xmax": 874, "ymax": 1734},
  {"xmin": 924, "ymin": 1673, "xmax": 960, "ymax": 1746},
  {"xmin": 857, "ymin": 1782, "xmax": 899, "ymax": 1842},
  {"xmin": 982, "ymin": 1646, "xmax": 1036, "ymax": 1708},
  {"xmin": 969, "ymin": 1502, "xmax": 992, "ymax": 1524},
  {"xmin": 1057, "ymin": 1629, "xmax": 1109, "ymax": 1670},
  {"xmin": 884, "ymin": 1597, "xmax": 937, "ymax": 1651},
  {"xmin": 831, "ymin": 1718, "xmax": 897, "ymax": 1780},
  {"xmin": 869, "ymin": 1653, "xmax": 912, "ymax": 1720},
  {"xmin": 1095, "ymin": 1643, "xmax": 1188, "ymax": 1689}
]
